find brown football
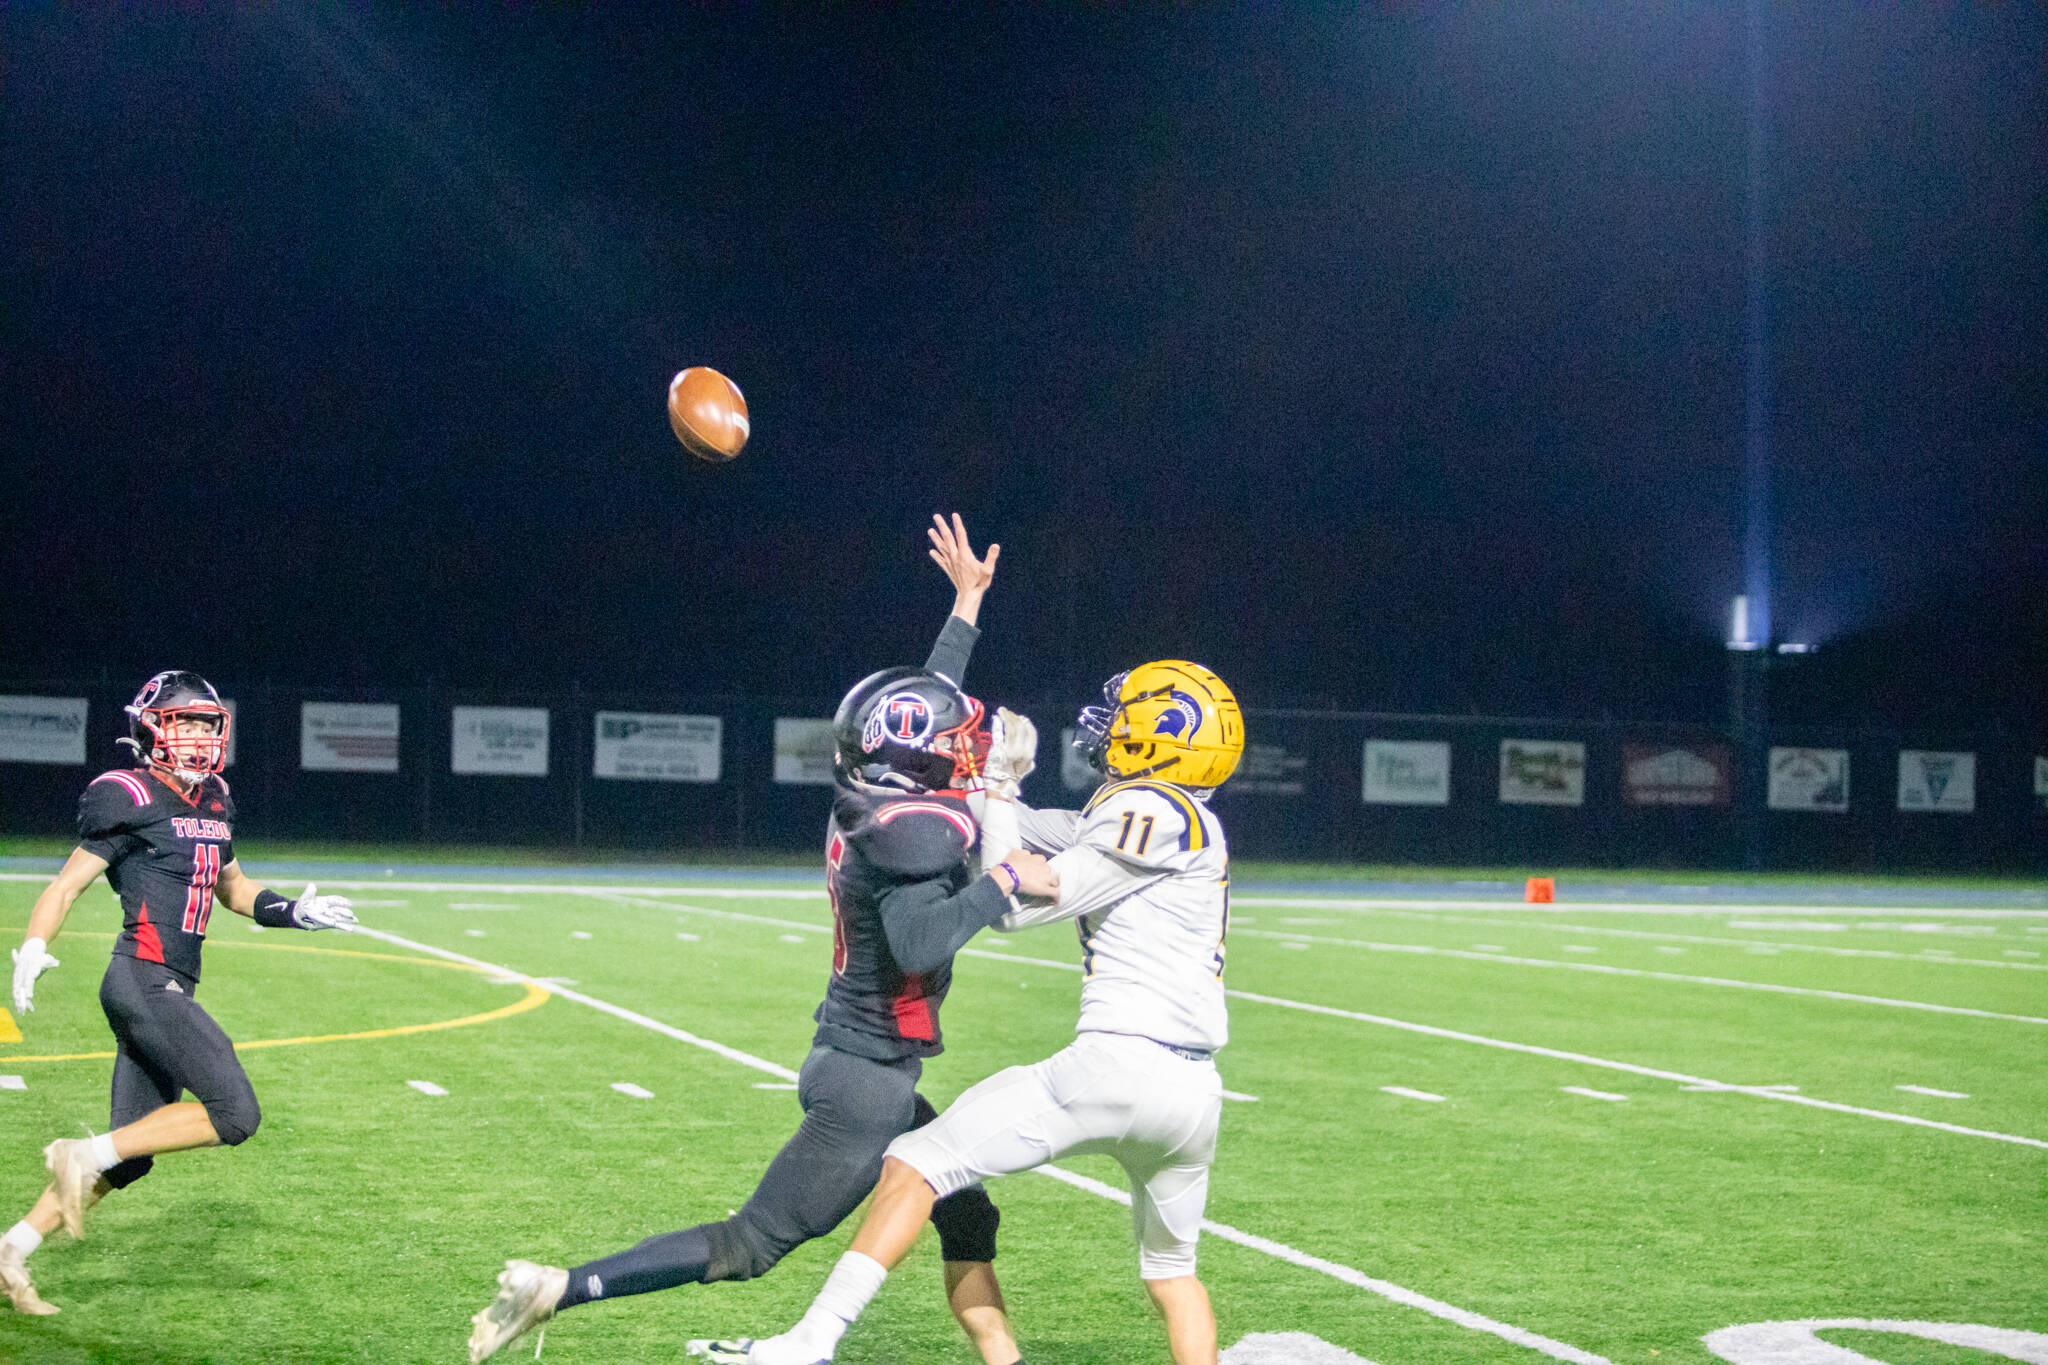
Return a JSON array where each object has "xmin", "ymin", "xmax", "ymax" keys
[{"xmin": 666, "ymin": 367, "xmax": 750, "ymax": 462}]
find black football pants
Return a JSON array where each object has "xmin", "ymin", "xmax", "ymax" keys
[
  {"xmin": 559, "ymin": 1044, "xmax": 999, "ymax": 1308},
  {"xmin": 97, "ymin": 955, "xmax": 262, "ymax": 1188}
]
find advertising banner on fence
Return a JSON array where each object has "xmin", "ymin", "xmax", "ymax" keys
[
  {"xmin": 0, "ymin": 695, "xmax": 88, "ymax": 765},
  {"xmin": 1236, "ymin": 742, "xmax": 1308, "ymax": 796},
  {"xmin": 594, "ymin": 712, "xmax": 721, "ymax": 783},
  {"xmin": 774, "ymin": 718, "xmax": 837, "ymax": 785},
  {"xmin": 1898, "ymin": 750, "xmax": 1974, "ymax": 813},
  {"xmin": 1362, "ymin": 740, "xmax": 1450, "ymax": 806},
  {"xmin": 1767, "ymin": 747, "xmax": 1849, "ymax": 811},
  {"xmin": 301, "ymin": 702, "xmax": 401, "ymax": 772},
  {"xmin": 1622, "ymin": 742, "xmax": 1730, "ymax": 806},
  {"xmin": 1499, "ymin": 739, "xmax": 1585, "ymax": 806},
  {"xmin": 451, "ymin": 707, "xmax": 549, "ymax": 776}
]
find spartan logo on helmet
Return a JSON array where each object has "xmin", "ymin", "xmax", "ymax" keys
[
  {"xmin": 863, "ymin": 691, "xmax": 936, "ymax": 753},
  {"xmin": 1145, "ymin": 689, "xmax": 1205, "ymax": 740}
]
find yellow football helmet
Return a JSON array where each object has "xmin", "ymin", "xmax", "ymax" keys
[{"xmin": 1075, "ymin": 660, "xmax": 1244, "ymax": 789}]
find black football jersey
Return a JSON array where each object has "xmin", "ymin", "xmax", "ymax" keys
[
  {"xmin": 76, "ymin": 768, "xmax": 237, "ymax": 984},
  {"xmin": 812, "ymin": 786, "xmax": 1011, "ymax": 1062}
]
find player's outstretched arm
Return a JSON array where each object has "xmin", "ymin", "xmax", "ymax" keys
[
  {"xmin": 877, "ymin": 852, "xmax": 1055, "ymax": 973},
  {"xmin": 216, "ymin": 864, "xmax": 359, "ymax": 931},
  {"xmin": 11, "ymin": 848, "xmax": 106, "ymax": 1012}
]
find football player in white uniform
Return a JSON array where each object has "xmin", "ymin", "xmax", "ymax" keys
[{"xmin": 692, "ymin": 662, "xmax": 1243, "ymax": 1365}]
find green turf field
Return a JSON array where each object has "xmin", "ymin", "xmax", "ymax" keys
[{"xmin": 1, "ymin": 865, "xmax": 2043, "ymax": 1364}]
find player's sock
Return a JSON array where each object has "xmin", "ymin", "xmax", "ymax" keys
[
  {"xmin": 1, "ymin": 1222, "xmax": 41, "ymax": 1260},
  {"xmin": 793, "ymin": 1251, "xmax": 889, "ymax": 1351},
  {"xmin": 558, "ymin": 1225, "xmax": 716, "ymax": 1309},
  {"xmin": 87, "ymin": 1133, "xmax": 119, "ymax": 1172}
]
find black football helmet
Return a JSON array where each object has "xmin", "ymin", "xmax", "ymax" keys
[
  {"xmin": 119, "ymin": 670, "xmax": 230, "ymax": 780},
  {"xmin": 832, "ymin": 666, "xmax": 989, "ymax": 792}
]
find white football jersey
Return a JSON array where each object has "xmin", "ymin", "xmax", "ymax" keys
[{"xmin": 1002, "ymin": 778, "xmax": 1230, "ymax": 1053}]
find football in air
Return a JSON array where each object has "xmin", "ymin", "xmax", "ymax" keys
[{"xmin": 667, "ymin": 366, "xmax": 750, "ymax": 463}]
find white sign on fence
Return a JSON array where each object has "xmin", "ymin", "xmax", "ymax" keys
[
  {"xmin": 1362, "ymin": 740, "xmax": 1451, "ymax": 806},
  {"xmin": 1898, "ymin": 749, "xmax": 1975, "ymax": 813},
  {"xmin": 301, "ymin": 702, "xmax": 401, "ymax": 772},
  {"xmin": 0, "ymin": 696, "xmax": 88, "ymax": 765},
  {"xmin": 1499, "ymin": 739, "xmax": 1585, "ymax": 806},
  {"xmin": 1767, "ymin": 747, "xmax": 1849, "ymax": 811},
  {"xmin": 1236, "ymin": 742, "xmax": 1308, "ymax": 796},
  {"xmin": 774, "ymin": 718, "xmax": 837, "ymax": 785},
  {"xmin": 593, "ymin": 712, "xmax": 721, "ymax": 783},
  {"xmin": 452, "ymin": 706, "xmax": 549, "ymax": 776},
  {"xmin": 2037, "ymin": 756, "xmax": 2048, "ymax": 809}
]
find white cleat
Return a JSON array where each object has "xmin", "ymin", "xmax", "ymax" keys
[
  {"xmin": 468, "ymin": 1259, "xmax": 568, "ymax": 1363},
  {"xmin": 43, "ymin": 1139, "xmax": 97, "ymax": 1240},
  {"xmin": 685, "ymin": 1333, "xmax": 832, "ymax": 1365},
  {"xmin": 0, "ymin": 1247, "xmax": 58, "ymax": 1316}
]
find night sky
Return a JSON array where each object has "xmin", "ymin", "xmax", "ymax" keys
[{"xmin": 5, "ymin": 6, "xmax": 2043, "ymax": 731}]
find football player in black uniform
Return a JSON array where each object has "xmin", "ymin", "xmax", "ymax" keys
[
  {"xmin": 471, "ymin": 516, "xmax": 1059, "ymax": 1365},
  {"xmin": 1, "ymin": 671, "xmax": 358, "ymax": 1317}
]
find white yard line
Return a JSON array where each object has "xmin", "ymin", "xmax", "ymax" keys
[
  {"xmin": 0, "ymin": 1075, "xmax": 24, "ymax": 1091},
  {"xmin": 611, "ymin": 1082, "xmax": 655, "ymax": 1099},
  {"xmin": 1235, "ymin": 929, "xmax": 2048, "ymax": 1026},
  {"xmin": 1381, "ymin": 1087, "xmax": 1446, "ymax": 1103},
  {"xmin": 407, "ymin": 1080, "xmax": 449, "ymax": 1096},
  {"xmin": 578, "ymin": 893, "xmax": 2048, "ymax": 1151},
  {"xmin": 1896, "ymin": 1085, "xmax": 1969, "ymax": 1099},
  {"xmin": 1232, "ymin": 894, "xmax": 2048, "ymax": 920},
  {"xmin": 1238, "ymin": 899, "xmax": 2048, "ymax": 971},
  {"xmin": 342, "ymin": 923, "xmax": 1614, "ymax": 1365},
  {"xmin": 1560, "ymin": 1087, "xmax": 1627, "ymax": 1102},
  {"xmin": 1039, "ymin": 1166, "xmax": 1612, "ymax": 1365},
  {"xmin": 1219, "ymin": 984, "xmax": 2048, "ymax": 1151},
  {"xmin": 344, "ymin": 895, "xmax": 2046, "ymax": 1150}
]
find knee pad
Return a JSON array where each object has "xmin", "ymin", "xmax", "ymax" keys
[
  {"xmin": 931, "ymin": 1183, "xmax": 1000, "ymax": 1264},
  {"xmin": 206, "ymin": 1088, "xmax": 261, "ymax": 1147},
  {"xmin": 102, "ymin": 1155, "xmax": 154, "ymax": 1190},
  {"xmin": 703, "ymin": 1216, "xmax": 794, "ymax": 1284}
]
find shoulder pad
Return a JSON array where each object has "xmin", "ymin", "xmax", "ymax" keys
[
  {"xmin": 851, "ymin": 794, "xmax": 977, "ymax": 878},
  {"xmin": 1080, "ymin": 780, "xmax": 1211, "ymax": 859},
  {"xmin": 79, "ymin": 770, "xmax": 154, "ymax": 840}
]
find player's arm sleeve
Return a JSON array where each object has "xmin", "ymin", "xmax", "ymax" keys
[
  {"xmin": 1015, "ymin": 801, "xmax": 1083, "ymax": 854},
  {"xmin": 877, "ymin": 874, "xmax": 1013, "ymax": 974},
  {"xmin": 75, "ymin": 778, "xmax": 142, "ymax": 863},
  {"xmin": 922, "ymin": 614, "xmax": 980, "ymax": 686},
  {"xmin": 995, "ymin": 793, "xmax": 1177, "ymax": 929}
]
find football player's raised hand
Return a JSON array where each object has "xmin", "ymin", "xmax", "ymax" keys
[
  {"xmin": 927, "ymin": 512, "xmax": 999, "ymax": 619},
  {"xmin": 291, "ymin": 885, "xmax": 359, "ymax": 932},
  {"xmin": 986, "ymin": 708, "xmax": 1038, "ymax": 788},
  {"xmin": 11, "ymin": 937, "xmax": 58, "ymax": 1014}
]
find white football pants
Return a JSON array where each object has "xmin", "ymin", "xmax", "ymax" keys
[{"xmin": 886, "ymin": 1030, "xmax": 1223, "ymax": 1278}]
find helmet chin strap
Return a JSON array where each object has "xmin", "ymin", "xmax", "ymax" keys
[{"xmin": 1119, "ymin": 753, "xmax": 1183, "ymax": 781}]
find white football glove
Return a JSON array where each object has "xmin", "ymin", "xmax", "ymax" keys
[
  {"xmin": 290, "ymin": 884, "xmax": 358, "ymax": 932},
  {"xmin": 984, "ymin": 707, "xmax": 1038, "ymax": 794},
  {"xmin": 11, "ymin": 937, "xmax": 59, "ymax": 1015}
]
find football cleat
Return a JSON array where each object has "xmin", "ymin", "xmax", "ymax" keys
[
  {"xmin": 0, "ymin": 1247, "xmax": 58, "ymax": 1316},
  {"xmin": 468, "ymin": 1259, "xmax": 567, "ymax": 1363},
  {"xmin": 686, "ymin": 1338, "xmax": 832, "ymax": 1365},
  {"xmin": 43, "ymin": 1139, "xmax": 97, "ymax": 1240}
]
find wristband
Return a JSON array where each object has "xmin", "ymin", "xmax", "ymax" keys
[
  {"xmin": 993, "ymin": 862, "xmax": 1021, "ymax": 896},
  {"xmin": 253, "ymin": 889, "xmax": 296, "ymax": 928}
]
